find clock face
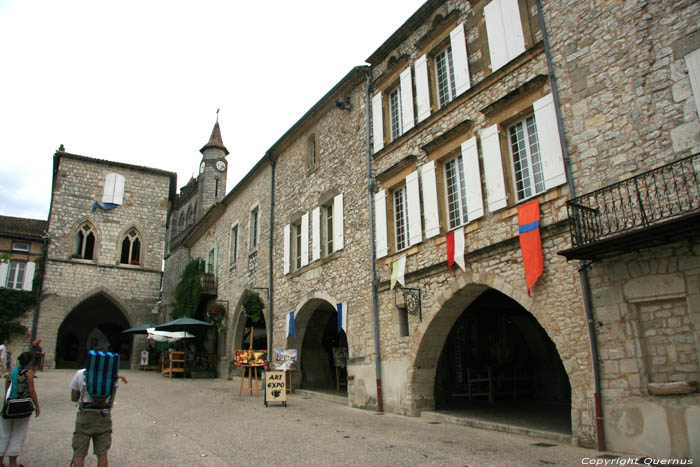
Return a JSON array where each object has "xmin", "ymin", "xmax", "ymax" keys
[
  {"xmin": 199, "ymin": 161, "xmax": 206, "ymax": 174},
  {"xmin": 216, "ymin": 160, "xmax": 226, "ymax": 172}
]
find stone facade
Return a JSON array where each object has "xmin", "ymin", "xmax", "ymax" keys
[{"xmin": 39, "ymin": 151, "xmax": 175, "ymax": 368}]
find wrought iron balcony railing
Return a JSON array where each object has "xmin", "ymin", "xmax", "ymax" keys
[
  {"xmin": 562, "ymin": 152, "xmax": 700, "ymax": 259},
  {"xmin": 198, "ymin": 273, "xmax": 217, "ymax": 296}
]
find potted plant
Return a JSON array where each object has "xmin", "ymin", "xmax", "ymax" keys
[
  {"xmin": 241, "ymin": 291, "xmax": 264, "ymax": 323},
  {"xmin": 207, "ymin": 302, "xmax": 227, "ymax": 329}
]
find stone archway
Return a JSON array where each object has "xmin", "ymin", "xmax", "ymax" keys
[
  {"xmin": 288, "ymin": 297, "xmax": 347, "ymax": 393},
  {"xmin": 55, "ymin": 292, "xmax": 132, "ymax": 369},
  {"xmin": 407, "ymin": 274, "xmax": 573, "ymax": 435}
]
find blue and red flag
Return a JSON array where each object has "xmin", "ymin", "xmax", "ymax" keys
[{"xmin": 518, "ymin": 200, "xmax": 543, "ymax": 296}]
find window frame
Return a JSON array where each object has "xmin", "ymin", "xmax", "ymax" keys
[
  {"xmin": 392, "ymin": 185, "xmax": 409, "ymax": 252},
  {"xmin": 293, "ymin": 220, "xmax": 302, "ymax": 271},
  {"xmin": 443, "ymin": 151, "xmax": 469, "ymax": 230},
  {"xmin": 230, "ymin": 223, "xmax": 239, "ymax": 268},
  {"xmin": 434, "ymin": 44, "xmax": 457, "ymax": 109},
  {"xmin": 12, "ymin": 242, "xmax": 30, "ymax": 253},
  {"xmin": 507, "ymin": 113, "xmax": 545, "ymax": 202},
  {"xmin": 5, "ymin": 260, "xmax": 26, "ymax": 290},
  {"xmin": 119, "ymin": 229, "xmax": 142, "ymax": 266},
  {"xmin": 75, "ymin": 222, "xmax": 96, "ymax": 260},
  {"xmin": 389, "ymin": 86, "xmax": 403, "ymax": 142},
  {"xmin": 249, "ymin": 206, "xmax": 259, "ymax": 252}
]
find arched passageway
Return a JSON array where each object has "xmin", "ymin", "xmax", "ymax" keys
[
  {"xmin": 55, "ymin": 293, "xmax": 131, "ymax": 369},
  {"xmin": 433, "ymin": 289, "xmax": 571, "ymax": 434},
  {"xmin": 291, "ymin": 299, "xmax": 347, "ymax": 393}
]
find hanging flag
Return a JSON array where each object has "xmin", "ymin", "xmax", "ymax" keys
[
  {"xmin": 336, "ymin": 302, "xmax": 347, "ymax": 334},
  {"xmin": 286, "ymin": 311, "xmax": 296, "ymax": 339},
  {"xmin": 391, "ymin": 256, "xmax": 406, "ymax": 289},
  {"xmin": 446, "ymin": 227, "xmax": 466, "ymax": 274},
  {"xmin": 91, "ymin": 201, "xmax": 118, "ymax": 213},
  {"xmin": 518, "ymin": 199, "xmax": 543, "ymax": 296}
]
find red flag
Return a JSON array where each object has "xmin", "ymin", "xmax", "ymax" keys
[
  {"xmin": 518, "ymin": 200, "xmax": 543, "ymax": 296},
  {"xmin": 446, "ymin": 230, "xmax": 455, "ymax": 274}
]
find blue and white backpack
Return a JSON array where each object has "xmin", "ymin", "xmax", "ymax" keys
[{"xmin": 81, "ymin": 350, "xmax": 120, "ymax": 410}]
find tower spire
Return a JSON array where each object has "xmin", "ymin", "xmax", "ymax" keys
[{"xmin": 200, "ymin": 111, "xmax": 229, "ymax": 155}]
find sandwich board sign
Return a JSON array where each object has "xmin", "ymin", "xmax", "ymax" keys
[{"xmin": 264, "ymin": 370, "xmax": 286, "ymax": 407}]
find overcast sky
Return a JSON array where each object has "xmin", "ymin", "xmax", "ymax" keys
[{"xmin": 0, "ymin": 0, "xmax": 425, "ymax": 220}]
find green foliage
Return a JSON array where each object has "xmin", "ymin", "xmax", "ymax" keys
[
  {"xmin": 172, "ymin": 259, "xmax": 204, "ymax": 319},
  {"xmin": 241, "ymin": 290, "xmax": 264, "ymax": 324},
  {"xmin": 0, "ymin": 288, "xmax": 35, "ymax": 342}
]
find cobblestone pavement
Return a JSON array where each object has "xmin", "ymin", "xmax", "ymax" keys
[{"xmin": 12, "ymin": 369, "xmax": 630, "ymax": 466}]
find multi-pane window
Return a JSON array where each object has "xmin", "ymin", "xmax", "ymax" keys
[
  {"xmin": 208, "ymin": 249, "xmax": 215, "ymax": 274},
  {"xmin": 250, "ymin": 207, "xmax": 259, "ymax": 250},
  {"xmin": 75, "ymin": 223, "xmax": 95, "ymax": 260},
  {"xmin": 444, "ymin": 154, "xmax": 469, "ymax": 229},
  {"xmin": 508, "ymin": 115, "xmax": 544, "ymax": 200},
  {"xmin": 6, "ymin": 261, "xmax": 26, "ymax": 289},
  {"xmin": 12, "ymin": 242, "xmax": 29, "ymax": 252},
  {"xmin": 435, "ymin": 45, "xmax": 456, "ymax": 108},
  {"xmin": 393, "ymin": 186, "xmax": 409, "ymax": 251},
  {"xmin": 230, "ymin": 225, "xmax": 238, "ymax": 267},
  {"xmin": 325, "ymin": 204, "xmax": 334, "ymax": 255},
  {"xmin": 294, "ymin": 222, "xmax": 302, "ymax": 270},
  {"xmin": 120, "ymin": 230, "xmax": 141, "ymax": 265},
  {"xmin": 389, "ymin": 87, "xmax": 402, "ymax": 141}
]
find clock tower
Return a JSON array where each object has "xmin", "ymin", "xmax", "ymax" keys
[{"xmin": 197, "ymin": 118, "xmax": 229, "ymax": 216}]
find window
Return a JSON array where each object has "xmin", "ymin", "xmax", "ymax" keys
[
  {"xmin": 5, "ymin": 261, "xmax": 26, "ymax": 289},
  {"xmin": 102, "ymin": 173, "xmax": 125, "ymax": 205},
  {"xmin": 75, "ymin": 223, "xmax": 95, "ymax": 260},
  {"xmin": 324, "ymin": 203, "xmax": 334, "ymax": 256},
  {"xmin": 187, "ymin": 206, "xmax": 193, "ymax": 226},
  {"xmin": 444, "ymin": 154, "xmax": 469, "ymax": 229},
  {"xmin": 307, "ymin": 134, "xmax": 319, "ymax": 172},
  {"xmin": 508, "ymin": 115, "xmax": 544, "ymax": 201},
  {"xmin": 120, "ymin": 229, "xmax": 141, "ymax": 265},
  {"xmin": 393, "ymin": 186, "xmax": 409, "ymax": 251},
  {"xmin": 178, "ymin": 213, "xmax": 185, "ymax": 232},
  {"xmin": 250, "ymin": 207, "xmax": 259, "ymax": 250},
  {"xmin": 389, "ymin": 87, "xmax": 402, "ymax": 141},
  {"xmin": 230, "ymin": 224, "xmax": 238, "ymax": 267},
  {"xmin": 435, "ymin": 46, "xmax": 456, "ymax": 108},
  {"xmin": 293, "ymin": 221, "xmax": 302, "ymax": 270},
  {"xmin": 12, "ymin": 242, "xmax": 29, "ymax": 252},
  {"xmin": 208, "ymin": 249, "xmax": 215, "ymax": 274}
]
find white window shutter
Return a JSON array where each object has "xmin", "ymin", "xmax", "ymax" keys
[
  {"xmin": 420, "ymin": 162, "xmax": 440, "ymax": 239},
  {"xmin": 374, "ymin": 190, "xmax": 388, "ymax": 259},
  {"xmin": 23, "ymin": 261, "xmax": 36, "ymax": 291},
  {"xmin": 333, "ymin": 193, "xmax": 344, "ymax": 251},
  {"xmin": 213, "ymin": 244, "xmax": 219, "ymax": 278},
  {"xmin": 0, "ymin": 262, "xmax": 8, "ymax": 288},
  {"xmin": 112, "ymin": 174, "xmax": 125, "ymax": 205},
  {"xmin": 534, "ymin": 93, "xmax": 567, "ymax": 190},
  {"xmin": 501, "ymin": 0, "xmax": 525, "ymax": 62},
  {"xmin": 102, "ymin": 173, "xmax": 116, "ymax": 203},
  {"xmin": 685, "ymin": 48, "xmax": 700, "ymax": 120},
  {"xmin": 406, "ymin": 171, "xmax": 423, "ymax": 246},
  {"xmin": 461, "ymin": 137, "xmax": 484, "ymax": 222},
  {"xmin": 399, "ymin": 67, "xmax": 415, "ymax": 133},
  {"xmin": 283, "ymin": 224, "xmax": 291, "ymax": 274},
  {"xmin": 450, "ymin": 23, "xmax": 471, "ymax": 96},
  {"xmin": 480, "ymin": 124, "xmax": 508, "ymax": 212},
  {"xmin": 311, "ymin": 207, "xmax": 321, "ymax": 261},
  {"xmin": 484, "ymin": 0, "xmax": 509, "ymax": 72},
  {"xmin": 415, "ymin": 55, "xmax": 431, "ymax": 123},
  {"xmin": 372, "ymin": 93, "xmax": 384, "ymax": 153},
  {"xmin": 301, "ymin": 213, "xmax": 309, "ymax": 267}
]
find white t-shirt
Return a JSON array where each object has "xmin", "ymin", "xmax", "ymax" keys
[
  {"xmin": 0, "ymin": 344, "xmax": 6, "ymax": 362},
  {"xmin": 70, "ymin": 369, "xmax": 119, "ymax": 411}
]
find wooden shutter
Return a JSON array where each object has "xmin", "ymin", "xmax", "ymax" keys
[
  {"xmin": 502, "ymin": 0, "xmax": 525, "ymax": 62},
  {"xmin": 23, "ymin": 262, "xmax": 36, "ymax": 291},
  {"xmin": 0, "ymin": 262, "xmax": 8, "ymax": 288},
  {"xmin": 406, "ymin": 171, "xmax": 423, "ymax": 246},
  {"xmin": 484, "ymin": 0, "xmax": 509, "ymax": 72},
  {"xmin": 301, "ymin": 213, "xmax": 309, "ymax": 267},
  {"xmin": 112, "ymin": 174, "xmax": 125, "ymax": 205},
  {"xmin": 333, "ymin": 194, "xmax": 344, "ymax": 251},
  {"xmin": 374, "ymin": 190, "xmax": 388, "ymax": 259},
  {"xmin": 102, "ymin": 173, "xmax": 125, "ymax": 204},
  {"xmin": 372, "ymin": 93, "xmax": 384, "ymax": 153},
  {"xmin": 311, "ymin": 207, "xmax": 321, "ymax": 262},
  {"xmin": 213, "ymin": 244, "xmax": 219, "ymax": 278},
  {"xmin": 450, "ymin": 23, "xmax": 471, "ymax": 96},
  {"xmin": 420, "ymin": 161, "xmax": 440, "ymax": 239},
  {"xmin": 400, "ymin": 67, "xmax": 415, "ymax": 133},
  {"xmin": 480, "ymin": 124, "xmax": 508, "ymax": 212},
  {"xmin": 461, "ymin": 137, "xmax": 484, "ymax": 222},
  {"xmin": 283, "ymin": 224, "xmax": 290, "ymax": 274},
  {"xmin": 685, "ymin": 48, "xmax": 700, "ymax": 120},
  {"xmin": 533, "ymin": 93, "xmax": 567, "ymax": 190},
  {"xmin": 415, "ymin": 55, "xmax": 431, "ymax": 123}
]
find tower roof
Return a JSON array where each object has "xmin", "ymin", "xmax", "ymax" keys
[{"xmin": 200, "ymin": 121, "xmax": 229, "ymax": 156}]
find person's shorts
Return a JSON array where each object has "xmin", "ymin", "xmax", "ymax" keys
[{"xmin": 72, "ymin": 410, "xmax": 112, "ymax": 456}]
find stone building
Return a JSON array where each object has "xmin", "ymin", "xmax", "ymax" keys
[{"xmin": 38, "ymin": 149, "xmax": 175, "ymax": 369}]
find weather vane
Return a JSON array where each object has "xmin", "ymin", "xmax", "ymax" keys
[{"xmin": 216, "ymin": 108, "xmax": 220, "ymax": 122}]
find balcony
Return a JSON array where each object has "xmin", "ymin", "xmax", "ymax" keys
[
  {"xmin": 198, "ymin": 273, "xmax": 217, "ymax": 297},
  {"xmin": 560, "ymin": 152, "xmax": 700, "ymax": 260}
]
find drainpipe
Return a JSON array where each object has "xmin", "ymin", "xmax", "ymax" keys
[
  {"xmin": 364, "ymin": 70, "xmax": 383, "ymax": 412},
  {"xmin": 266, "ymin": 152, "xmax": 276, "ymax": 359},
  {"xmin": 30, "ymin": 232, "xmax": 50, "ymax": 346},
  {"xmin": 536, "ymin": 0, "xmax": 605, "ymax": 451}
]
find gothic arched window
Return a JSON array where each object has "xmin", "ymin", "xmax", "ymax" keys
[
  {"xmin": 120, "ymin": 229, "xmax": 141, "ymax": 265},
  {"xmin": 75, "ymin": 223, "xmax": 95, "ymax": 260}
]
